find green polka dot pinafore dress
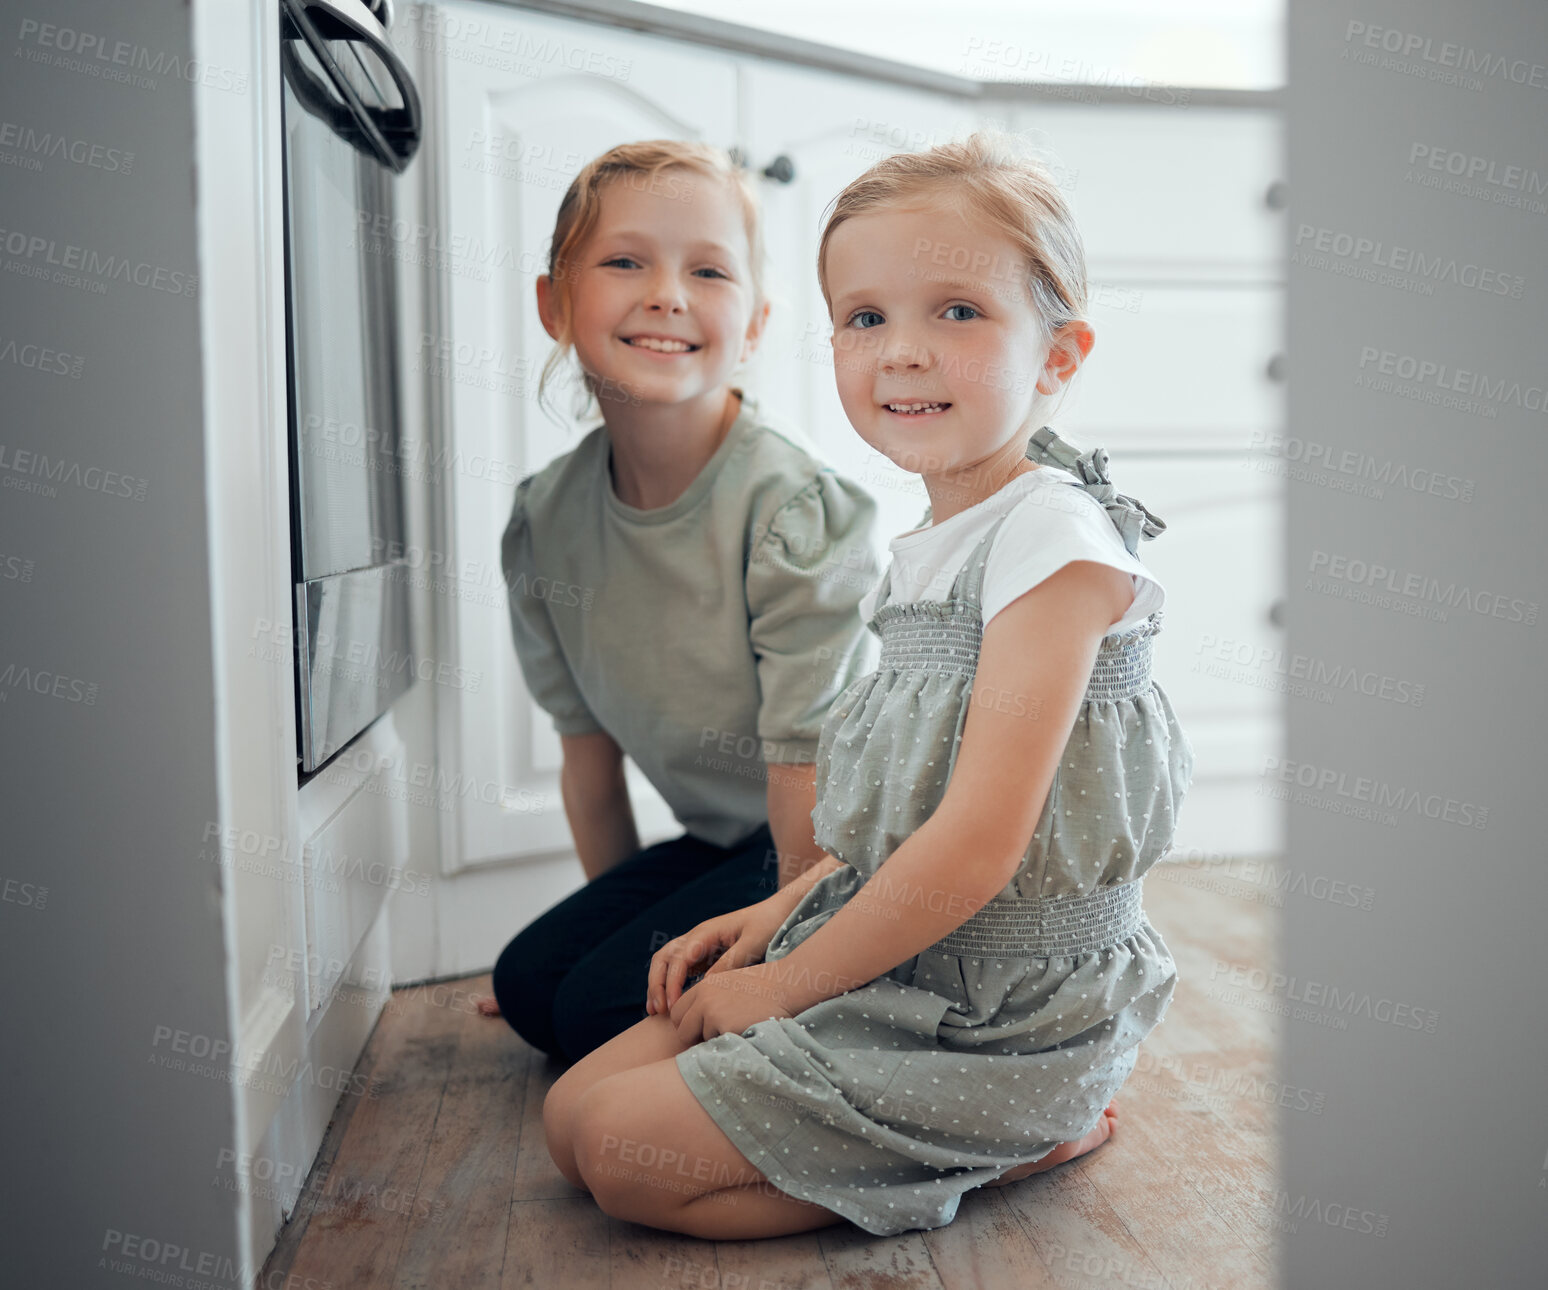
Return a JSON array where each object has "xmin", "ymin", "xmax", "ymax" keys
[{"xmin": 675, "ymin": 427, "xmax": 1195, "ymax": 1236}]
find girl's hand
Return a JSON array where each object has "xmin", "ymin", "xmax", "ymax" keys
[
  {"xmin": 666, "ymin": 962, "xmax": 798, "ymax": 1044},
  {"xmin": 645, "ymin": 898, "xmax": 790, "ymax": 1016}
]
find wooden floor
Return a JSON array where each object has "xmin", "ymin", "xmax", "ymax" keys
[{"xmin": 262, "ymin": 861, "xmax": 1279, "ymax": 1289}]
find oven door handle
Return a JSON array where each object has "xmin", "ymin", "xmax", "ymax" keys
[{"xmin": 280, "ymin": 0, "xmax": 421, "ymax": 173}]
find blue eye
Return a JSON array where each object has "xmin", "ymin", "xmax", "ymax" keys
[
  {"xmin": 848, "ymin": 309, "xmax": 885, "ymax": 329},
  {"xmin": 944, "ymin": 304, "xmax": 979, "ymax": 321},
  {"xmin": 694, "ymin": 266, "xmax": 730, "ymax": 279},
  {"xmin": 601, "ymin": 256, "xmax": 639, "ymax": 269}
]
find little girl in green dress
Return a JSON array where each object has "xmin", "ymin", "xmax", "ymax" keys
[{"xmin": 540, "ymin": 132, "xmax": 1194, "ymax": 1240}]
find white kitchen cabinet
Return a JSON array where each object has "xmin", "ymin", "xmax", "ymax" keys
[
  {"xmin": 1063, "ymin": 284, "xmax": 1284, "ymax": 452},
  {"xmin": 1010, "ymin": 103, "xmax": 1286, "ymax": 283},
  {"xmin": 1003, "ymin": 99, "xmax": 1287, "ymax": 856},
  {"xmin": 425, "ymin": 1, "xmax": 740, "ymax": 872},
  {"xmin": 1108, "ymin": 455, "xmax": 1285, "ymax": 858},
  {"xmin": 421, "ymin": 9, "xmax": 985, "ymax": 875},
  {"xmin": 417, "ymin": 3, "xmax": 1286, "ymax": 896},
  {"xmin": 739, "ymin": 61, "xmax": 979, "ymax": 547}
]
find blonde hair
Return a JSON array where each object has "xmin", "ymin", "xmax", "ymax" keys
[
  {"xmin": 538, "ymin": 139, "xmax": 766, "ymax": 418},
  {"xmin": 816, "ymin": 131, "xmax": 1088, "ymax": 410}
]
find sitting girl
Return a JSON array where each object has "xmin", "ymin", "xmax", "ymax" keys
[
  {"xmin": 540, "ymin": 132, "xmax": 1194, "ymax": 1240},
  {"xmin": 483, "ymin": 139, "xmax": 881, "ymax": 1063}
]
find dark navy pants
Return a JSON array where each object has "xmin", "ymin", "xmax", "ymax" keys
[{"xmin": 490, "ymin": 823, "xmax": 778, "ymax": 1065}]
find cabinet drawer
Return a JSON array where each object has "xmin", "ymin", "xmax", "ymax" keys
[
  {"xmin": 1012, "ymin": 103, "xmax": 1285, "ymax": 280},
  {"xmin": 1058, "ymin": 285, "xmax": 1284, "ymax": 451}
]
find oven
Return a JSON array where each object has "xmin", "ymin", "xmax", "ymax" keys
[{"xmin": 280, "ymin": 0, "xmax": 422, "ymax": 774}]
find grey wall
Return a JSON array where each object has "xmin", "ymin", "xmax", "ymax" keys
[
  {"xmin": 0, "ymin": 1, "xmax": 242, "ymax": 1284},
  {"xmin": 1286, "ymin": 2, "xmax": 1547, "ymax": 1286}
]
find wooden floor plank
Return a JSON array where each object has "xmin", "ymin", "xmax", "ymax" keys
[
  {"xmin": 504, "ymin": 1198, "xmax": 611, "ymax": 1290},
  {"xmin": 261, "ymin": 860, "xmax": 1279, "ymax": 1290},
  {"xmin": 258, "ymin": 986, "xmax": 459, "ymax": 1288},
  {"xmin": 606, "ymin": 1220, "xmax": 717, "ymax": 1290},
  {"xmin": 1110, "ymin": 1096, "xmax": 1275, "ymax": 1282},
  {"xmin": 511, "ymin": 1038, "xmax": 589, "ymax": 1203},
  {"xmin": 391, "ymin": 974, "xmax": 529, "ymax": 1290},
  {"xmin": 816, "ymin": 1224, "xmax": 944, "ymax": 1289},
  {"xmin": 711, "ymin": 1232, "xmax": 836, "ymax": 1290},
  {"xmin": 1148, "ymin": 867, "xmax": 1279, "ymax": 971},
  {"xmin": 992, "ymin": 1161, "xmax": 1173, "ymax": 1290},
  {"xmin": 1122, "ymin": 990, "xmax": 1285, "ymax": 1271},
  {"xmin": 1107, "ymin": 882, "xmax": 1279, "ymax": 1287},
  {"xmin": 284, "ymin": 984, "xmax": 464, "ymax": 1289},
  {"xmin": 260, "ymin": 997, "xmax": 394, "ymax": 1282},
  {"xmin": 1081, "ymin": 1145, "xmax": 1263, "ymax": 1290},
  {"xmin": 919, "ymin": 1188, "xmax": 1060, "ymax": 1290}
]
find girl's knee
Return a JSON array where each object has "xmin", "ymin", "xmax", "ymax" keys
[
  {"xmin": 544, "ymin": 1056, "xmax": 602, "ymax": 1145},
  {"xmin": 571, "ymin": 1080, "xmax": 624, "ymax": 1162},
  {"xmin": 570, "ymin": 1081, "xmax": 639, "ymax": 1213},
  {"xmin": 541, "ymin": 1069, "xmax": 578, "ymax": 1147},
  {"xmin": 576, "ymin": 1075, "xmax": 701, "ymax": 1225},
  {"xmin": 493, "ymin": 927, "xmax": 543, "ymax": 996},
  {"xmin": 544, "ymin": 1062, "xmax": 614, "ymax": 1189}
]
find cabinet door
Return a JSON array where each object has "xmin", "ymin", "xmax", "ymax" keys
[
  {"xmin": 740, "ymin": 62, "xmax": 979, "ymax": 546},
  {"xmin": 1101, "ymin": 454, "xmax": 1286, "ymax": 858},
  {"xmin": 427, "ymin": 2, "xmax": 738, "ymax": 871}
]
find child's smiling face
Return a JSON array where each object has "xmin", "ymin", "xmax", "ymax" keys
[
  {"xmin": 825, "ymin": 201, "xmax": 1064, "ymax": 478},
  {"xmin": 542, "ymin": 170, "xmax": 766, "ymax": 408}
]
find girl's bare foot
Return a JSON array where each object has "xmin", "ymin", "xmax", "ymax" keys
[
  {"xmin": 475, "ymin": 994, "xmax": 502, "ymax": 1018},
  {"xmin": 981, "ymin": 1101, "xmax": 1119, "ymax": 1188}
]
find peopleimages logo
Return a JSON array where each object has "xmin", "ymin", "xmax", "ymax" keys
[
  {"xmin": 1343, "ymin": 20, "xmax": 1548, "ymax": 92},
  {"xmin": 1404, "ymin": 144, "xmax": 1548, "ymax": 215},
  {"xmin": 1209, "ymin": 960, "xmax": 1440, "ymax": 1035},
  {"xmin": 15, "ymin": 19, "xmax": 250, "ymax": 94},
  {"xmin": 1261, "ymin": 755, "xmax": 1488, "ymax": 830},
  {"xmin": 1408, "ymin": 143, "xmax": 1548, "ymax": 194},
  {"xmin": 1193, "ymin": 634, "xmax": 1426, "ymax": 707},
  {"xmin": 1308, "ymin": 549, "xmax": 1538, "ymax": 626},
  {"xmin": 1292, "ymin": 222, "xmax": 1525, "ymax": 297},
  {"xmin": 1248, "ymin": 431, "xmax": 1475, "ymax": 504},
  {"xmin": 0, "ymin": 225, "xmax": 197, "ymax": 297},
  {"xmin": 410, "ymin": 7, "xmax": 633, "ymax": 82},
  {"xmin": 0, "ymin": 119, "xmax": 133, "ymax": 175},
  {"xmin": 1356, "ymin": 346, "xmax": 1547, "ymax": 415},
  {"xmin": 0, "ymin": 336, "xmax": 85, "ymax": 378},
  {"xmin": 1268, "ymin": 1189, "xmax": 1390, "ymax": 1239}
]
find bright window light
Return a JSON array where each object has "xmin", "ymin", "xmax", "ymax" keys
[{"xmin": 649, "ymin": 0, "xmax": 1285, "ymax": 90}]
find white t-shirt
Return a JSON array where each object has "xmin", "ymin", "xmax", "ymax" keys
[{"xmin": 858, "ymin": 466, "xmax": 1165, "ymax": 636}]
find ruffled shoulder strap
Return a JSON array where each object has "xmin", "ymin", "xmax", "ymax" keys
[
  {"xmin": 1026, "ymin": 425, "xmax": 1167, "ymax": 557},
  {"xmin": 866, "ymin": 562, "xmax": 896, "ymax": 624}
]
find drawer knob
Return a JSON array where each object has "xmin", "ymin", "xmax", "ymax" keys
[
  {"xmin": 1266, "ymin": 353, "xmax": 1287, "ymax": 383},
  {"xmin": 762, "ymin": 154, "xmax": 796, "ymax": 184},
  {"xmin": 1267, "ymin": 597, "xmax": 1286, "ymax": 628},
  {"xmin": 1264, "ymin": 180, "xmax": 1288, "ymax": 211}
]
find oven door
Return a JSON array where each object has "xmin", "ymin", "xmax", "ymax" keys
[{"xmin": 281, "ymin": 0, "xmax": 422, "ymax": 773}]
